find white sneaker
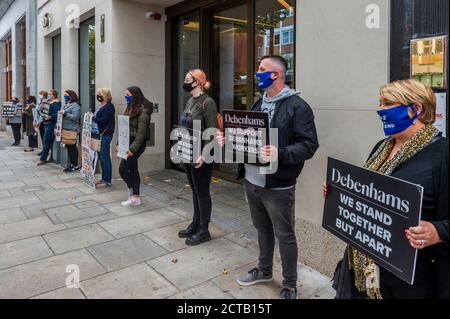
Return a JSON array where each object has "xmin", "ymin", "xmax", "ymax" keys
[{"xmin": 121, "ymin": 197, "xmax": 142, "ymax": 207}]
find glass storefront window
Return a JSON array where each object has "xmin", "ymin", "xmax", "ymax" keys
[
  {"xmin": 255, "ymin": 0, "xmax": 295, "ymax": 100},
  {"xmin": 212, "ymin": 3, "xmax": 249, "ymax": 112},
  {"xmin": 174, "ymin": 12, "xmax": 200, "ymax": 126},
  {"xmin": 79, "ymin": 17, "xmax": 95, "ymax": 114}
]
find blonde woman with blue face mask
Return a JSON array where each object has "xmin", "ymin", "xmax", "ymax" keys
[{"xmin": 324, "ymin": 79, "xmax": 448, "ymax": 299}]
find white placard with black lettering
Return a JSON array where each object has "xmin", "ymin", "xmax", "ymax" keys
[
  {"xmin": 81, "ymin": 113, "xmax": 98, "ymax": 189},
  {"xmin": 55, "ymin": 112, "xmax": 63, "ymax": 142},
  {"xmin": 2, "ymin": 102, "xmax": 16, "ymax": 118},
  {"xmin": 322, "ymin": 157, "xmax": 423, "ymax": 284},
  {"xmin": 435, "ymin": 93, "xmax": 447, "ymax": 137},
  {"xmin": 170, "ymin": 125, "xmax": 202, "ymax": 164},
  {"xmin": 117, "ymin": 115, "xmax": 130, "ymax": 159}
]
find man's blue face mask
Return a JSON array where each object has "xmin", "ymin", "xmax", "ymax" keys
[
  {"xmin": 255, "ymin": 71, "xmax": 275, "ymax": 90},
  {"xmin": 377, "ymin": 104, "xmax": 418, "ymax": 136}
]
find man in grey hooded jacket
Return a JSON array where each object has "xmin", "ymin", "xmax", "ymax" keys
[{"xmin": 234, "ymin": 55, "xmax": 319, "ymax": 299}]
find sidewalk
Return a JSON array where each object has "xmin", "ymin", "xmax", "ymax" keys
[{"xmin": 0, "ymin": 131, "xmax": 334, "ymax": 299}]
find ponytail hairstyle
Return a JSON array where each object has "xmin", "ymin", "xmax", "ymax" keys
[{"xmin": 189, "ymin": 69, "xmax": 211, "ymax": 91}]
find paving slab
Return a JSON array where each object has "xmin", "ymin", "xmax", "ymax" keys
[
  {"xmin": 81, "ymin": 263, "xmax": 178, "ymax": 299},
  {"xmin": 43, "ymin": 224, "xmax": 115, "ymax": 254},
  {"xmin": 88, "ymin": 234, "xmax": 168, "ymax": 271},
  {"xmin": 0, "ymin": 216, "xmax": 66, "ymax": 244},
  {"xmin": 0, "ymin": 236, "xmax": 53, "ymax": 270},
  {"xmin": 148, "ymin": 237, "xmax": 258, "ymax": 290},
  {"xmin": 0, "ymin": 249, "xmax": 105, "ymax": 299},
  {"xmin": 144, "ymin": 221, "xmax": 226, "ymax": 253},
  {"xmin": 99, "ymin": 207, "xmax": 186, "ymax": 238}
]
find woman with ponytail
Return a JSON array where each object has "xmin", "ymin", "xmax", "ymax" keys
[{"xmin": 177, "ymin": 69, "xmax": 218, "ymax": 246}]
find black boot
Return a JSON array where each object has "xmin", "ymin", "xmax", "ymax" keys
[
  {"xmin": 178, "ymin": 221, "xmax": 199, "ymax": 238},
  {"xmin": 185, "ymin": 225, "xmax": 211, "ymax": 246}
]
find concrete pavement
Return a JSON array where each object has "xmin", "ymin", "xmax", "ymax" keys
[{"xmin": 0, "ymin": 131, "xmax": 334, "ymax": 299}]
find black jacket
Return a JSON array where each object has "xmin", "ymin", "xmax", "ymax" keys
[
  {"xmin": 237, "ymin": 95, "xmax": 319, "ymax": 188},
  {"xmin": 372, "ymin": 135, "xmax": 449, "ymax": 299}
]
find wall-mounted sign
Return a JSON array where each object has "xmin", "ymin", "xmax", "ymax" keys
[
  {"xmin": 100, "ymin": 14, "xmax": 105, "ymax": 43},
  {"xmin": 42, "ymin": 13, "xmax": 52, "ymax": 29},
  {"xmin": 411, "ymin": 36, "xmax": 448, "ymax": 89},
  {"xmin": 435, "ymin": 92, "xmax": 447, "ymax": 137}
]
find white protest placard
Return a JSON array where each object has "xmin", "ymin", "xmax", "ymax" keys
[
  {"xmin": 55, "ymin": 112, "xmax": 63, "ymax": 142},
  {"xmin": 117, "ymin": 115, "xmax": 130, "ymax": 159},
  {"xmin": 435, "ymin": 93, "xmax": 447, "ymax": 137},
  {"xmin": 81, "ymin": 113, "xmax": 98, "ymax": 189}
]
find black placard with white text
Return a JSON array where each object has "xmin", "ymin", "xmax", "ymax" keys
[
  {"xmin": 322, "ymin": 157, "xmax": 423, "ymax": 284},
  {"xmin": 223, "ymin": 110, "xmax": 270, "ymax": 166}
]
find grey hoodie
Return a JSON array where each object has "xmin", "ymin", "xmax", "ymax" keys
[{"xmin": 245, "ymin": 86, "xmax": 301, "ymax": 188}]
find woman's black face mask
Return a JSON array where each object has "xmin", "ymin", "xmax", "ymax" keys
[{"xmin": 183, "ymin": 81, "xmax": 197, "ymax": 93}]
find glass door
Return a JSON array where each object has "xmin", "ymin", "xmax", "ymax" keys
[
  {"xmin": 79, "ymin": 17, "xmax": 96, "ymax": 115},
  {"xmin": 210, "ymin": 2, "xmax": 249, "ymax": 177}
]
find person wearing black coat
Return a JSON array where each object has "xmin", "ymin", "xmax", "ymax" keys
[{"xmin": 324, "ymin": 79, "xmax": 449, "ymax": 299}]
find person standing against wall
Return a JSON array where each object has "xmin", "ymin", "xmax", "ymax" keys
[
  {"xmin": 119, "ymin": 86, "xmax": 153, "ymax": 207},
  {"xmin": 38, "ymin": 90, "xmax": 61, "ymax": 165},
  {"xmin": 177, "ymin": 69, "xmax": 218, "ymax": 246},
  {"xmin": 23, "ymin": 96, "xmax": 38, "ymax": 152},
  {"xmin": 9, "ymin": 97, "xmax": 23, "ymax": 146},
  {"xmin": 60, "ymin": 90, "xmax": 81, "ymax": 172},
  {"xmin": 218, "ymin": 55, "xmax": 319, "ymax": 299},
  {"xmin": 93, "ymin": 88, "xmax": 116, "ymax": 188},
  {"xmin": 35, "ymin": 91, "xmax": 49, "ymax": 153}
]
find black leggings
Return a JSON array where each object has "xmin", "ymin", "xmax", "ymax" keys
[
  {"xmin": 28, "ymin": 134, "xmax": 38, "ymax": 148},
  {"xmin": 119, "ymin": 141, "xmax": 146, "ymax": 196},
  {"xmin": 66, "ymin": 144, "xmax": 78, "ymax": 167},
  {"xmin": 184, "ymin": 163, "xmax": 213, "ymax": 229}
]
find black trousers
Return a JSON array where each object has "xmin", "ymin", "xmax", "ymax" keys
[
  {"xmin": 184, "ymin": 163, "xmax": 213, "ymax": 230},
  {"xmin": 28, "ymin": 134, "xmax": 38, "ymax": 148},
  {"xmin": 119, "ymin": 141, "xmax": 146, "ymax": 195},
  {"xmin": 11, "ymin": 123, "xmax": 21, "ymax": 144},
  {"xmin": 245, "ymin": 180, "xmax": 298, "ymax": 288},
  {"xmin": 379, "ymin": 252, "xmax": 437, "ymax": 299},
  {"xmin": 66, "ymin": 144, "xmax": 78, "ymax": 167},
  {"xmin": 39, "ymin": 124, "xmax": 44, "ymax": 146}
]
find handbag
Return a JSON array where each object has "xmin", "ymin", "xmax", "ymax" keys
[
  {"xmin": 91, "ymin": 127, "xmax": 108, "ymax": 152},
  {"xmin": 61, "ymin": 130, "xmax": 78, "ymax": 145}
]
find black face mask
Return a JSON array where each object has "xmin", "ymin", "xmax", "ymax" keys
[
  {"xmin": 97, "ymin": 95, "xmax": 104, "ymax": 103},
  {"xmin": 183, "ymin": 81, "xmax": 197, "ymax": 93}
]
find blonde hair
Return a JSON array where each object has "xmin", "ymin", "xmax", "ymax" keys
[
  {"xmin": 189, "ymin": 69, "xmax": 211, "ymax": 90},
  {"xmin": 97, "ymin": 88, "xmax": 112, "ymax": 103},
  {"xmin": 380, "ymin": 79, "xmax": 436, "ymax": 124}
]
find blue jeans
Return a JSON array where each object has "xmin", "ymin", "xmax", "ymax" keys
[
  {"xmin": 40, "ymin": 125, "xmax": 55, "ymax": 161},
  {"xmin": 99, "ymin": 134, "xmax": 113, "ymax": 183}
]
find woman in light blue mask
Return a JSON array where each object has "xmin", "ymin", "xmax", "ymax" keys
[{"xmin": 323, "ymin": 79, "xmax": 448, "ymax": 299}]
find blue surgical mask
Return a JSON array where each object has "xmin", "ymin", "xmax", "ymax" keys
[
  {"xmin": 125, "ymin": 95, "xmax": 133, "ymax": 105},
  {"xmin": 377, "ymin": 104, "xmax": 418, "ymax": 136},
  {"xmin": 64, "ymin": 95, "xmax": 71, "ymax": 104},
  {"xmin": 256, "ymin": 71, "xmax": 275, "ymax": 90}
]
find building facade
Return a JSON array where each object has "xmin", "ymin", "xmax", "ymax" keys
[
  {"xmin": 0, "ymin": 0, "xmax": 37, "ymax": 131},
  {"xmin": 0, "ymin": 0, "xmax": 447, "ymax": 276}
]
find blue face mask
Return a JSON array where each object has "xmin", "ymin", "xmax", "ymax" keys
[
  {"xmin": 64, "ymin": 95, "xmax": 71, "ymax": 104},
  {"xmin": 256, "ymin": 71, "xmax": 275, "ymax": 90},
  {"xmin": 125, "ymin": 95, "xmax": 133, "ymax": 105},
  {"xmin": 377, "ymin": 104, "xmax": 418, "ymax": 136}
]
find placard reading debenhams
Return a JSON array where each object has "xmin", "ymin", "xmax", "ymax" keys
[
  {"xmin": 322, "ymin": 157, "xmax": 423, "ymax": 284},
  {"xmin": 171, "ymin": 125, "xmax": 202, "ymax": 164},
  {"xmin": 223, "ymin": 110, "xmax": 270, "ymax": 166}
]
